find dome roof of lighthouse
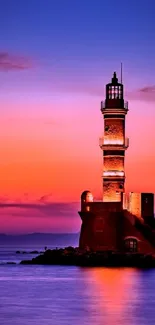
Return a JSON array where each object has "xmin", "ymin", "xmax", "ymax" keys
[{"xmin": 81, "ymin": 191, "xmax": 93, "ymax": 202}]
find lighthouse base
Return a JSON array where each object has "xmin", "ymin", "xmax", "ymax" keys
[{"xmin": 78, "ymin": 194, "xmax": 155, "ymax": 254}]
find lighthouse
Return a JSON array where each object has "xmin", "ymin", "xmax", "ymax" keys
[
  {"xmin": 99, "ymin": 72, "xmax": 129, "ymax": 202},
  {"xmin": 78, "ymin": 71, "xmax": 155, "ymax": 253}
]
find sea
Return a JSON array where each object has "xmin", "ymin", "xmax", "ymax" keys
[{"xmin": 0, "ymin": 233, "xmax": 155, "ymax": 325}]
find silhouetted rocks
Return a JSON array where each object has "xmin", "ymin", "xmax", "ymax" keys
[
  {"xmin": 20, "ymin": 247, "xmax": 155, "ymax": 268},
  {"xmin": 7, "ymin": 262, "xmax": 16, "ymax": 265}
]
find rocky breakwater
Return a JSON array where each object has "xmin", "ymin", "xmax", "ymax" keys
[{"xmin": 20, "ymin": 246, "xmax": 155, "ymax": 267}]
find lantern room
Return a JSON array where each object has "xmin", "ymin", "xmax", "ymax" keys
[{"xmin": 105, "ymin": 72, "xmax": 124, "ymax": 109}]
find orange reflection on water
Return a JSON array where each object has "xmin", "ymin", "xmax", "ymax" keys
[{"xmin": 82, "ymin": 267, "xmax": 139, "ymax": 325}]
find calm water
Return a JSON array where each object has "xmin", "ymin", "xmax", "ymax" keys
[{"xmin": 0, "ymin": 236, "xmax": 155, "ymax": 325}]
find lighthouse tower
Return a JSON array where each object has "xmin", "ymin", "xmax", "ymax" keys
[
  {"xmin": 99, "ymin": 72, "xmax": 129, "ymax": 202},
  {"xmin": 78, "ymin": 71, "xmax": 155, "ymax": 253}
]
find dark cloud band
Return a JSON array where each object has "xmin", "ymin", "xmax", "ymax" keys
[{"xmin": 0, "ymin": 52, "xmax": 33, "ymax": 71}]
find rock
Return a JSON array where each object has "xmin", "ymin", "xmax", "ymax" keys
[
  {"xmin": 20, "ymin": 259, "xmax": 34, "ymax": 265},
  {"xmin": 20, "ymin": 247, "xmax": 155, "ymax": 268},
  {"xmin": 7, "ymin": 262, "xmax": 16, "ymax": 265},
  {"xmin": 16, "ymin": 250, "xmax": 40, "ymax": 254}
]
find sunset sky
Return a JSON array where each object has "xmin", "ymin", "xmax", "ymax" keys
[{"xmin": 0, "ymin": 0, "xmax": 155, "ymax": 233}]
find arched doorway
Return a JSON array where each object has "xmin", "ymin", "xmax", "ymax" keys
[{"xmin": 124, "ymin": 237, "xmax": 138, "ymax": 252}]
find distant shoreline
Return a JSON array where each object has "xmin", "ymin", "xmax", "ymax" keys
[{"xmin": 0, "ymin": 233, "xmax": 79, "ymax": 247}]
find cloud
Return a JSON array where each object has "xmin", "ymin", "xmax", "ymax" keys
[
  {"xmin": 0, "ymin": 52, "xmax": 33, "ymax": 71},
  {"xmin": 0, "ymin": 200, "xmax": 80, "ymax": 218},
  {"xmin": 140, "ymin": 86, "xmax": 155, "ymax": 93},
  {"xmin": 128, "ymin": 85, "xmax": 155, "ymax": 102},
  {"xmin": 38, "ymin": 193, "xmax": 53, "ymax": 203},
  {"xmin": 0, "ymin": 195, "xmax": 81, "ymax": 233}
]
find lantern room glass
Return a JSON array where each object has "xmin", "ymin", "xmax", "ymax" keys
[{"xmin": 108, "ymin": 85, "xmax": 123, "ymax": 99}]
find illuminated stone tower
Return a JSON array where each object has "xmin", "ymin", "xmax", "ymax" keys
[
  {"xmin": 79, "ymin": 71, "xmax": 155, "ymax": 253},
  {"xmin": 99, "ymin": 72, "xmax": 129, "ymax": 202}
]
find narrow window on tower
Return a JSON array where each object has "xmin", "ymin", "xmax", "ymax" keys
[
  {"xmin": 115, "ymin": 86, "xmax": 119, "ymax": 99},
  {"xmin": 112, "ymin": 86, "xmax": 114, "ymax": 99},
  {"xmin": 105, "ymin": 125, "xmax": 109, "ymax": 132},
  {"xmin": 108, "ymin": 86, "xmax": 112, "ymax": 99}
]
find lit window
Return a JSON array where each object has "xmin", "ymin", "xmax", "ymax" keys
[
  {"xmin": 103, "ymin": 139, "xmax": 123, "ymax": 145},
  {"xmin": 86, "ymin": 193, "xmax": 93, "ymax": 202},
  {"xmin": 103, "ymin": 171, "xmax": 124, "ymax": 177},
  {"xmin": 124, "ymin": 238, "xmax": 138, "ymax": 252}
]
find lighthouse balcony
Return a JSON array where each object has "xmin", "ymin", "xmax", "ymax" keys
[
  {"xmin": 101, "ymin": 100, "xmax": 128, "ymax": 113},
  {"xmin": 103, "ymin": 170, "xmax": 125, "ymax": 178},
  {"xmin": 99, "ymin": 137, "xmax": 129, "ymax": 150}
]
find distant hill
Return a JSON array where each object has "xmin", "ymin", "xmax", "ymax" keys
[
  {"xmin": 0, "ymin": 232, "xmax": 79, "ymax": 238},
  {"xmin": 0, "ymin": 233, "xmax": 79, "ymax": 248}
]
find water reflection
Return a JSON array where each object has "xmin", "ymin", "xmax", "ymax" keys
[
  {"xmin": 82, "ymin": 267, "xmax": 140, "ymax": 325},
  {"xmin": 1, "ymin": 264, "xmax": 155, "ymax": 325}
]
